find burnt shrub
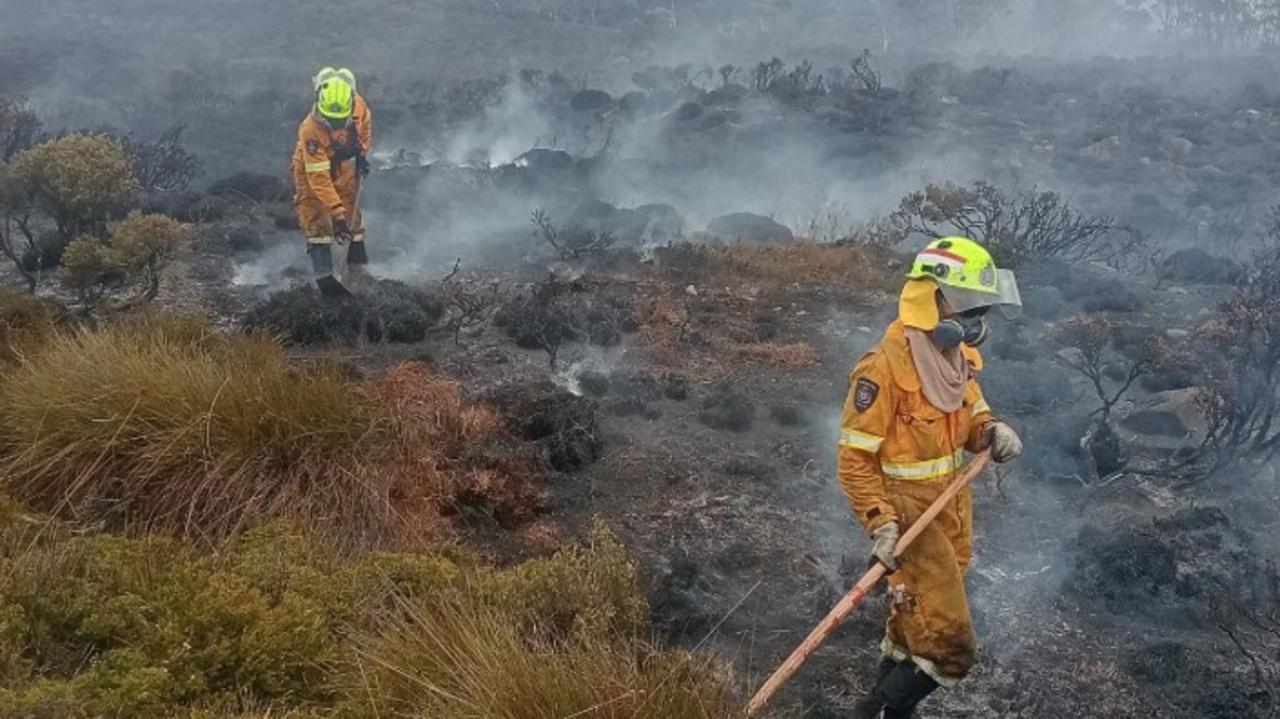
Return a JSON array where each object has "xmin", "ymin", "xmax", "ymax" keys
[
  {"xmin": 770, "ymin": 404, "xmax": 810, "ymax": 427},
  {"xmin": 1060, "ymin": 277, "xmax": 1142, "ymax": 313},
  {"xmin": 577, "ymin": 370, "xmax": 609, "ymax": 397},
  {"xmin": 208, "ymin": 171, "xmax": 288, "ymax": 203},
  {"xmin": 1071, "ymin": 524, "xmax": 1178, "ymax": 613},
  {"xmin": 698, "ymin": 384, "xmax": 754, "ymax": 432},
  {"xmin": 225, "ymin": 225, "xmax": 264, "ymax": 253},
  {"xmin": 244, "ymin": 280, "xmax": 443, "ymax": 345},
  {"xmin": 484, "ymin": 381, "xmax": 603, "ymax": 472},
  {"xmin": 139, "ymin": 190, "xmax": 228, "ymax": 223}
]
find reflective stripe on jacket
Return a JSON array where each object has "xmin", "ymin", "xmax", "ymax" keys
[
  {"xmin": 836, "ymin": 320, "xmax": 994, "ymax": 533},
  {"xmin": 290, "ymin": 93, "xmax": 373, "ymax": 220}
]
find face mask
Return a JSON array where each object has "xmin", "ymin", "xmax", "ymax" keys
[{"xmin": 931, "ymin": 314, "xmax": 989, "ymax": 349}]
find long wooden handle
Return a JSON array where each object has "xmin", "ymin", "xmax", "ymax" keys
[{"xmin": 744, "ymin": 451, "xmax": 992, "ymax": 716}]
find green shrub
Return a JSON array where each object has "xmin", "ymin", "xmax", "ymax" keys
[
  {"xmin": 7, "ymin": 134, "xmax": 134, "ymax": 241},
  {"xmin": 0, "ymin": 518, "xmax": 698, "ymax": 719},
  {"xmin": 476, "ymin": 522, "xmax": 648, "ymax": 641},
  {"xmin": 104, "ymin": 211, "xmax": 190, "ymax": 301},
  {"xmin": 60, "ymin": 212, "xmax": 190, "ymax": 309}
]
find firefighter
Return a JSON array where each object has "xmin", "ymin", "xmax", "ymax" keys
[
  {"xmin": 292, "ymin": 67, "xmax": 373, "ymax": 295},
  {"xmin": 838, "ymin": 237, "xmax": 1024, "ymax": 718}
]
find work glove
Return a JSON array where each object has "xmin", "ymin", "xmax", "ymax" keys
[
  {"xmin": 869, "ymin": 521, "xmax": 901, "ymax": 572},
  {"xmin": 356, "ymin": 154, "xmax": 371, "ymax": 178},
  {"xmin": 986, "ymin": 421, "xmax": 1023, "ymax": 464},
  {"xmin": 333, "ymin": 216, "xmax": 354, "ymax": 245}
]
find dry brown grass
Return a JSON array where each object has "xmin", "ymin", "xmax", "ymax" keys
[
  {"xmin": 731, "ymin": 341, "xmax": 820, "ymax": 367},
  {"xmin": 696, "ymin": 239, "xmax": 899, "ymax": 295},
  {"xmin": 0, "ymin": 317, "xmax": 541, "ymax": 545}
]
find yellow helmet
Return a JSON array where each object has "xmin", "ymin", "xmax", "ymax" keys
[
  {"xmin": 907, "ymin": 237, "xmax": 1022, "ymax": 317},
  {"xmin": 315, "ymin": 75, "xmax": 354, "ymax": 123}
]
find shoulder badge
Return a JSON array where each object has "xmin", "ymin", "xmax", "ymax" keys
[
  {"xmin": 854, "ymin": 378, "xmax": 880, "ymax": 412},
  {"xmin": 306, "ymin": 139, "xmax": 321, "ymax": 156}
]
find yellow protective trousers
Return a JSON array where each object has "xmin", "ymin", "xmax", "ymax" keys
[{"xmin": 879, "ymin": 476, "xmax": 976, "ymax": 686}]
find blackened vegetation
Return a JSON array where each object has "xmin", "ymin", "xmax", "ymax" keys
[
  {"xmin": 1191, "ymin": 234, "xmax": 1280, "ymax": 467},
  {"xmin": 1070, "ymin": 507, "xmax": 1279, "ymax": 714},
  {"xmin": 698, "ymin": 383, "xmax": 754, "ymax": 433},
  {"xmin": 892, "ymin": 180, "xmax": 1143, "ymax": 267},
  {"xmin": 494, "ymin": 277, "xmax": 632, "ymax": 367},
  {"xmin": 532, "ymin": 209, "xmax": 616, "ymax": 261},
  {"xmin": 244, "ymin": 280, "xmax": 444, "ymax": 345},
  {"xmin": 118, "ymin": 125, "xmax": 202, "ymax": 193},
  {"xmin": 485, "ymin": 381, "xmax": 603, "ymax": 472}
]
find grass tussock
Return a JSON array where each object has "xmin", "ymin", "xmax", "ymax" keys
[
  {"xmin": 0, "ymin": 511, "xmax": 740, "ymax": 719},
  {"xmin": 0, "ymin": 316, "xmax": 540, "ymax": 542},
  {"xmin": 696, "ymin": 240, "xmax": 899, "ymax": 295},
  {"xmin": 350, "ymin": 599, "xmax": 736, "ymax": 719}
]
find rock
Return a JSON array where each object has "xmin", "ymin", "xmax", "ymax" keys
[
  {"xmin": 569, "ymin": 89, "xmax": 613, "ymax": 112},
  {"xmin": 513, "ymin": 148, "xmax": 574, "ymax": 171},
  {"xmin": 566, "ymin": 201, "xmax": 685, "ymax": 246},
  {"xmin": 619, "ymin": 90, "xmax": 649, "ymax": 115},
  {"xmin": 705, "ymin": 213, "xmax": 794, "ymax": 244},
  {"xmin": 1079, "ymin": 135, "xmax": 1120, "ymax": 163},
  {"xmin": 1161, "ymin": 135, "xmax": 1195, "ymax": 160},
  {"xmin": 1159, "ymin": 248, "xmax": 1244, "ymax": 285},
  {"xmin": 673, "ymin": 101, "xmax": 704, "ymax": 121},
  {"xmin": 1122, "ymin": 409, "xmax": 1187, "ymax": 438},
  {"xmin": 685, "ymin": 285, "xmax": 698, "ymax": 297}
]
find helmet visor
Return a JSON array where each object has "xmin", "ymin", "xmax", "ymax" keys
[{"xmin": 939, "ymin": 269, "xmax": 1022, "ymax": 319}]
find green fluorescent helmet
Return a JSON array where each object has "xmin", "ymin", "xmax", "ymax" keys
[
  {"xmin": 315, "ymin": 76, "xmax": 354, "ymax": 122},
  {"xmin": 907, "ymin": 236, "xmax": 1023, "ymax": 318}
]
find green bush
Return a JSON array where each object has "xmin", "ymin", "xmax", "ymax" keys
[
  {"xmin": 60, "ymin": 212, "xmax": 190, "ymax": 308},
  {"xmin": 0, "ymin": 516, "xmax": 707, "ymax": 719},
  {"xmin": 7, "ymin": 134, "xmax": 134, "ymax": 241},
  {"xmin": 476, "ymin": 522, "xmax": 649, "ymax": 641}
]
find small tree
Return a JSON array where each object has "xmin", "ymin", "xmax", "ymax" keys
[
  {"xmin": 891, "ymin": 180, "xmax": 1141, "ymax": 267},
  {"xmin": 8, "ymin": 134, "xmax": 134, "ymax": 241},
  {"xmin": 0, "ymin": 97, "xmax": 40, "ymax": 163},
  {"xmin": 531, "ymin": 210, "xmax": 615, "ymax": 261},
  {"xmin": 1054, "ymin": 314, "xmax": 1155, "ymax": 483},
  {"xmin": 120, "ymin": 125, "xmax": 202, "ymax": 193},
  {"xmin": 1191, "ymin": 234, "xmax": 1280, "ymax": 467}
]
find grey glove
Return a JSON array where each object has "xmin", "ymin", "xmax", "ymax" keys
[
  {"xmin": 870, "ymin": 521, "xmax": 901, "ymax": 571},
  {"xmin": 986, "ymin": 421, "xmax": 1023, "ymax": 464}
]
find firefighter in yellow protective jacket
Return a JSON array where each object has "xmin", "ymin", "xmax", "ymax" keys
[
  {"xmin": 292, "ymin": 67, "xmax": 373, "ymax": 295},
  {"xmin": 840, "ymin": 237, "xmax": 1024, "ymax": 718}
]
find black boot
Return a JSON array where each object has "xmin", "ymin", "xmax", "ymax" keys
[
  {"xmin": 850, "ymin": 658, "xmax": 900, "ymax": 718},
  {"xmin": 347, "ymin": 239, "xmax": 368, "ymax": 266},
  {"xmin": 878, "ymin": 661, "xmax": 939, "ymax": 719}
]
